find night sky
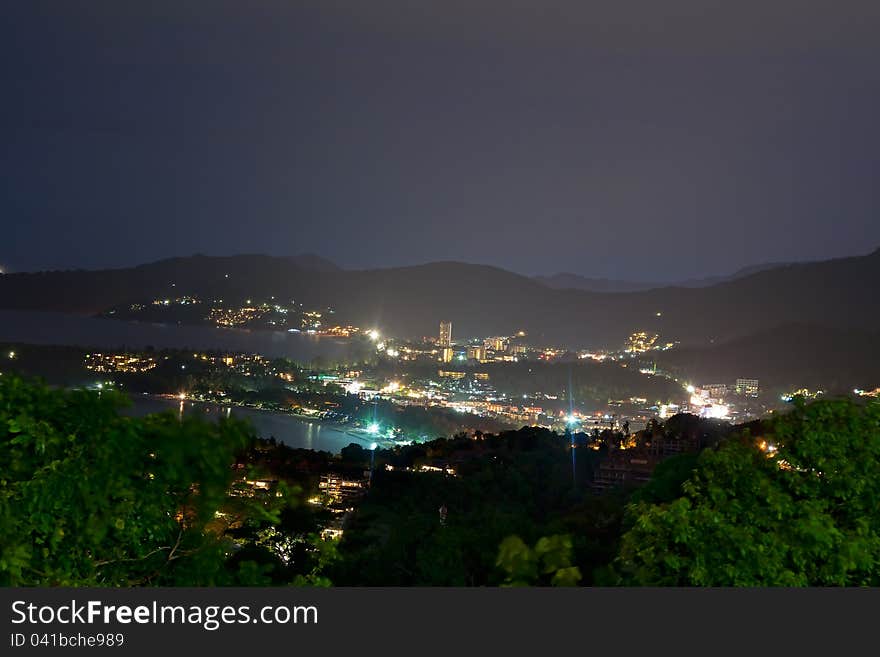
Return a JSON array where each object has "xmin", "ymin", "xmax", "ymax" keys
[{"xmin": 3, "ymin": 1, "xmax": 879, "ymax": 281}]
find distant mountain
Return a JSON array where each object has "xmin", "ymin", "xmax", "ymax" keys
[
  {"xmin": 287, "ymin": 253, "xmax": 341, "ymax": 272},
  {"xmin": 674, "ymin": 261, "xmax": 791, "ymax": 288},
  {"xmin": 535, "ymin": 261, "xmax": 788, "ymax": 292},
  {"xmin": 652, "ymin": 323, "xmax": 880, "ymax": 393},
  {"xmin": 533, "ymin": 274, "xmax": 655, "ymax": 293},
  {"xmin": 0, "ymin": 249, "xmax": 878, "ymax": 351}
]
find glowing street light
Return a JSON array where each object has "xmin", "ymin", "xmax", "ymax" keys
[
  {"xmin": 367, "ymin": 330, "xmax": 380, "ymax": 341},
  {"xmin": 369, "ymin": 441, "xmax": 378, "ymax": 482},
  {"xmin": 367, "ymin": 423, "xmax": 380, "ymax": 435}
]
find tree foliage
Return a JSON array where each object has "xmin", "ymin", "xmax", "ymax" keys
[
  {"xmin": 0, "ymin": 376, "xmax": 291, "ymax": 585},
  {"xmin": 496, "ymin": 534, "xmax": 582, "ymax": 586},
  {"xmin": 616, "ymin": 398, "xmax": 880, "ymax": 585}
]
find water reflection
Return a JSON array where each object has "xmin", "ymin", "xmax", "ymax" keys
[{"xmin": 127, "ymin": 395, "xmax": 364, "ymax": 454}]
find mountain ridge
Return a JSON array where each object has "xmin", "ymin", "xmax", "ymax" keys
[
  {"xmin": 535, "ymin": 260, "xmax": 793, "ymax": 293},
  {"xmin": 0, "ymin": 249, "xmax": 878, "ymax": 350}
]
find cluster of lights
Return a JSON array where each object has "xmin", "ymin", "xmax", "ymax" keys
[{"xmin": 84, "ymin": 353, "xmax": 157, "ymax": 373}]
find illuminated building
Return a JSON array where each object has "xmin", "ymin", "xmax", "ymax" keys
[
  {"xmin": 484, "ymin": 336, "xmax": 507, "ymax": 352},
  {"xmin": 439, "ymin": 321, "xmax": 453, "ymax": 348},
  {"xmin": 703, "ymin": 383, "xmax": 730, "ymax": 399},
  {"xmin": 440, "ymin": 347, "xmax": 454, "ymax": 363},
  {"xmin": 319, "ymin": 474, "xmax": 367, "ymax": 504},
  {"xmin": 735, "ymin": 378, "xmax": 760, "ymax": 397},
  {"xmin": 437, "ymin": 370, "xmax": 466, "ymax": 379},
  {"xmin": 467, "ymin": 345, "xmax": 485, "ymax": 361}
]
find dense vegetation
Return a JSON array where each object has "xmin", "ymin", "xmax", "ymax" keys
[
  {"xmin": 0, "ymin": 376, "xmax": 330, "ymax": 586},
  {"xmin": 2, "ymin": 374, "xmax": 878, "ymax": 587},
  {"xmin": 330, "ymin": 427, "xmax": 611, "ymax": 586},
  {"xmin": 616, "ymin": 397, "xmax": 880, "ymax": 585}
]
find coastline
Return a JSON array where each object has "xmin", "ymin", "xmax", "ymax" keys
[{"xmin": 137, "ymin": 393, "xmax": 398, "ymax": 450}]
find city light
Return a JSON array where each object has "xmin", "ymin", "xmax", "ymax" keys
[
  {"xmin": 370, "ymin": 442, "xmax": 378, "ymax": 451},
  {"xmin": 367, "ymin": 423, "xmax": 380, "ymax": 435},
  {"xmin": 700, "ymin": 403, "xmax": 730, "ymax": 420},
  {"xmin": 367, "ymin": 329, "xmax": 380, "ymax": 341},
  {"xmin": 8, "ymin": 351, "xmax": 15, "ymax": 359}
]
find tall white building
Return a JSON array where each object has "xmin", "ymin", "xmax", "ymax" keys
[{"xmin": 439, "ymin": 321, "xmax": 452, "ymax": 348}]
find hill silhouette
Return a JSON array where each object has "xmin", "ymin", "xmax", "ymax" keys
[
  {"xmin": 534, "ymin": 261, "xmax": 789, "ymax": 293},
  {"xmin": 0, "ymin": 249, "xmax": 878, "ymax": 350},
  {"xmin": 652, "ymin": 323, "xmax": 880, "ymax": 393}
]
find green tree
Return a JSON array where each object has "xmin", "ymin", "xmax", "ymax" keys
[
  {"xmin": 496, "ymin": 534, "xmax": 582, "ymax": 586},
  {"xmin": 0, "ymin": 376, "xmax": 286, "ymax": 586},
  {"xmin": 615, "ymin": 398, "xmax": 880, "ymax": 585}
]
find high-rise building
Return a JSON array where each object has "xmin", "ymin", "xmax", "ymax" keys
[
  {"xmin": 439, "ymin": 321, "xmax": 453, "ymax": 348},
  {"xmin": 440, "ymin": 347, "xmax": 454, "ymax": 363},
  {"xmin": 735, "ymin": 378, "xmax": 759, "ymax": 397}
]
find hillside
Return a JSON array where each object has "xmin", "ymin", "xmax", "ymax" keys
[
  {"xmin": 535, "ymin": 261, "xmax": 789, "ymax": 293},
  {"xmin": 533, "ymin": 274, "xmax": 657, "ymax": 293},
  {"xmin": 0, "ymin": 249, "xmax": 878, "ymax": 350},
  {"xmin": 652, "ymin": 324, "xmax": 880, "ymax": 393}
]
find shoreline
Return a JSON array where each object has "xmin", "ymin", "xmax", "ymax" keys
[{"xmin": 138, "ymin": 393, "xmax": 399, "ymax": 450}]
